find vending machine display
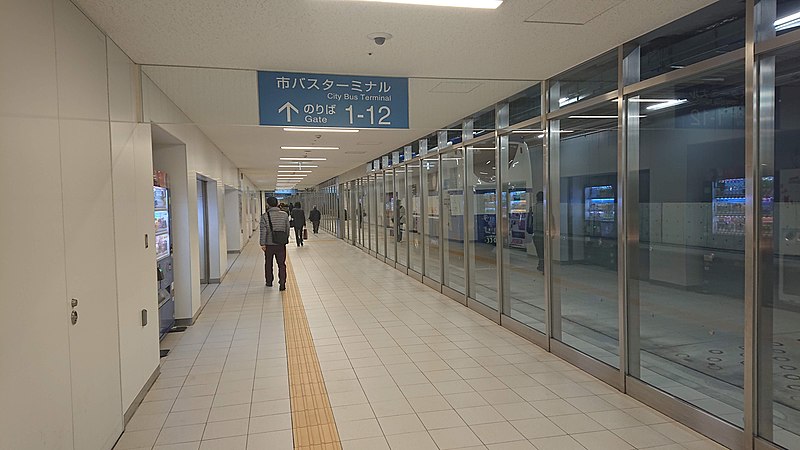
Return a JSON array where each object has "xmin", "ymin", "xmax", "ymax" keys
[
  {"xmin": 508, "ymin": 190, "xmax": 528, "ymax": 249},
  {"xmin": 712, "ymin": 177, "xmax": 774, "ymax": 236},
  {"xmin": 153, "ymin": 179, "xmax": 175, "ymax": 340}
]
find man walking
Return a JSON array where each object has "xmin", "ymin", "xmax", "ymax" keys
[
  {"xmin": 260, "ymin": 196, "xmax": 290, "ymax": 291},
  {"xmin": 309, "ymin": 205, "xmax": 321, "ymax": 234},
  {"xmin": 291, "ymin": 202, "xmax": 306, "ymax": 246}
]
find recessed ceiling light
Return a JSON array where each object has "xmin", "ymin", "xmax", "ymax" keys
[
  {"xmin": 354, "ymin": 0, "xmax": 502, "ymax": 9},
  {"xmin": 281, "ymin": 157, "xmax": 327, "ymax": 161},
  {"xmin": 283, "ymin": 127, "xmax": 359, "ymax": 133},
  {"xmin": 278, "ymin": 170, "xmax": 313, "ymax": 173},
  {"xmin": 279, "ymin": 165, "xmax": 318, "ymax": 168},
  {"xmin": 281, "ymin": 146, "xmax": 339, "ymax": 150}
]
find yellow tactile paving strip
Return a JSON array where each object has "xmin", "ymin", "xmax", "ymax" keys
[{"xmin": 283, "ymin": 256, "xmax": 343, "ymax": 450}]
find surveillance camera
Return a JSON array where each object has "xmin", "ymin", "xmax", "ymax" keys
[
  {"xmin": 368, "ymin": 32, "xmax": 392, "ymax": 46},
  {"xmin": 374, "ymin": 36, "xmax": 386, "ymax": 46}
]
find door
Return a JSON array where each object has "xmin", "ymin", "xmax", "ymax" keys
[{"xmin": 197, "ymin": 178, "xmax": 210, "ymax": 286}]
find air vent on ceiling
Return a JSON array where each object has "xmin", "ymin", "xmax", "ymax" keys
[
  {"xmin": 430, "ymin": 81, "xmax": 482, "ymax": 94},
  {"xmin": 524, "ymin": 0, "xmax": 623, "ymax": 25}
]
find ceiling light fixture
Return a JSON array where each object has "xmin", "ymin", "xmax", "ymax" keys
[
  {"xmin": 280, "ymin": 157, "xmax": 327, "ymax": 161},
  {"xmin": 558, "ymin": 97, "xmax": 578, "ymax": 107},
  {"xmin": 279, "ymin": 164, "xmax": 318, "ymax": 168},
  {"xmin": 646, "ymin": 99, "xmax": 688, "ymax": 111},
  {"xmin": 278, "ymin": 170, "xmax": 313, "ymax": 173},
  {"xmin": 511, "ymin": 130, "xmax": 543, "ymax": 134},
  {"xmin": 281, "ymin": 146, "xmax": 339, "ymax": 150},
  {"xmin": 775, "ymin": 10, "xmax": 800, "ymax": 31},
  {"xmin": 355, "ymin": 0, "xmax": 502, "ymax": 9},
  {"xmin": 283, "ymin": 127, "xmax": 359, "ymax": 133}
]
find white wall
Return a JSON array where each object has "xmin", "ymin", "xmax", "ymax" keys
[
  {"xmin": 1, "ymin": 0, "xmax": 159, "ymax": 447},
  {"xmin": 108, "ymin": 39, "xmax": 160, "ymax": 413}
]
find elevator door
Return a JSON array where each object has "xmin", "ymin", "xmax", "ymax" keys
[{"xmin": 198, "ymin": 179, "xmax": 210, "ymax": 286}]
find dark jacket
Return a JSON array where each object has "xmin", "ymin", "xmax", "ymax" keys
[
  {"xmin": 309, "ymin": 208, "xmax": 321, "ymax": 222},
  {"xmin": 260, "ymin": 207, "xmax": 290, "ymax": 246},
  {"xmin": 290, "ymin": 208, "xmax": 306, "ymax": 229}
]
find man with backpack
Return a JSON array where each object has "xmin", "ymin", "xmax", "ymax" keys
[
  {"xmin": 260, "ymin": 196, "xmax": 291, "ymax": 291},
  {"xmin": 309, "ymin": 205, "xmax": 322, "ymax": 234}
]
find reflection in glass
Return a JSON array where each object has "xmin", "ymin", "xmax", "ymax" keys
[
  {"xmin": 409, "ymin": 163, "xmax": 424, "ymax": 274},
  {"xmin": 396, "ymin": 166, "xmax": 408, "ymax": 267},
  {"xmin": 442, "ymin": 150, "xmax": 466, "ymax": 293},
  {"xmin": 630, "ymin": 65, "xmax": 745, "ymax": 427},
  {"xmin": 424, "ymin": 156, "xmax": 441, "ymax": 281},
  {"xmin": 503, "ymin": 131, "xmax": 546, "ymax": 331},
  {"xmin": 508, "ymin": 85, "xmax": 542, "ymax": 125},
  {"xmin": 467, "ymin": 140, "xmax": 498, "ymax": 308},
  {"xmin": 551, "ymin": 104, "xmax": 619, "ymax": 366},
  {"xmin": 758, "ymin": 47, "xmax": 800, "ymax": 447},
  {"xmin": 550, "ymin": 51, "xmax": 617, "ymax": 110},
  {"xmin": 369, "ymin": 175, "xmax": 377, "ymax": 251},
  {"xmin": 385, "ymin": 171, "xmax": 395, "ymax": 262},
  {"xmin": 376, "ymin": 172, "xmax": 385, "ymax": 256}
]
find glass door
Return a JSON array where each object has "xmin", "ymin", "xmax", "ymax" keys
[
  {"xmin": 409, "ymin": 162, "xmax": 424, "ymax": 274},
  {"xmin": 503, "ymin": 130, "xmax": 547, "ymax": 333},
  {"xmin": 466, "ymin": 139, "xmax": 498, "ymax": 309},
  {"xmin": 395, "ymin": 165, "xmax": 408, "ymax": 267},
  {"xmin": 423, "ymin": 155, "xmax": 441, "ymax": 282},
  {"xmin": 376, "ymin": 172, "xmax": 385, "ymax": 257},
  {"xmin": 550, "ymin": 105, "xmax": 619, "ymax": 368},
  {"xmin": 442, "ymin": 149, "xmax": 466, "ymax": 293},
  {"xmin": 385, "ymin": 170, "xmax": 395, "ymax": 262}
]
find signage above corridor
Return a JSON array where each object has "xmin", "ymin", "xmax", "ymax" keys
[{"xmin": 257, "ymin": 71, "xmax": 409, "ymax": 129}]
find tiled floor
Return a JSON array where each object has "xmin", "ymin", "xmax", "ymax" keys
[{"xmin": 114, "ymin": 232, "xmax": 728, "ymax": 450}]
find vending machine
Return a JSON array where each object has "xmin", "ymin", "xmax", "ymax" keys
[
  {"xmin": 154, "ymin": 172, "xmax": 175, "ymax": 340},
  {"xmin": 583, "ymin": 184, "xmax": 616, "ymax": 266}
]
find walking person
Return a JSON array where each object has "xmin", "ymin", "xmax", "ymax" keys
[
  {"xmin": 527, "ymin": 191, "xmax": 545, "ymax": 273},
  {"xmin": 291, "ymin": 202, "xmax": 306, "ymax": 246},
  {"xmin": 309, "ymin": 205, "xmax": 321, "ymax": 234},
  {"xmin": 260, "ymin": 196, "xmax": 290, "ymax": 291}
]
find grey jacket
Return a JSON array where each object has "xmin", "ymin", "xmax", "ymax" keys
[{"xmin": 259, "ymin": 207, "xmax": 290, "ymax": 246}]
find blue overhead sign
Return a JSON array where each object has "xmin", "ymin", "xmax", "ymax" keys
[{"xmin": 257, "ymin": 71, "xmax": 408, "ymax": 129}]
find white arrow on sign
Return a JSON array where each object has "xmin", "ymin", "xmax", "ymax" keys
[{"xmin": 278, "ymin": 101, "xmax": 299, "ymax": 122}]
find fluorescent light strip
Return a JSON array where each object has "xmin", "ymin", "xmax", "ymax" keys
[
  {"xmin": 354, "ymin": 0, "xmax": 502, "ymax": 9},
  {"xmin": 281, "ymin": 146, "xmax": 339, "ymax": 150},
  {"xmin": 511, "ymin": 130, "xmax": 543, "ymax": 134},
  {"xmin": 283, "ymin": 127, "xmax": 359, "ymax": 133},
  {"xmin": 646, "ymin": 99, "xmax": 688, "ymax": 111},
  {"xmin": 280, "ymin": 157, "xmax": 327, "ymax": 161},
  {"xmin": 278, "ymin": 170, "xmax": 313, "ymax": 173},
  {"xmin": 279, "ymin": 165, "xmax": 318, "ymax": 168},
  {"xmin": 775, "ymin": 10, "xmax": 800, "ymax": 31}
]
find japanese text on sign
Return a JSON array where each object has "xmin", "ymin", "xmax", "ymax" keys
[{"xmin": 258, "ymin": 71, "xmax": 409, "ymax": 129}]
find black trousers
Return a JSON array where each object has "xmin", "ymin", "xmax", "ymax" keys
[
  {"xmin": 312, "ymin": 220, "xmax": 320, "ymax": 233},
  {"xmin": 294, "ymin": 226, "xmax": 304, "ymax": 245},
  {"xmin": 264, "ymin": 245, "xmax": 287, "ymax": 286}
]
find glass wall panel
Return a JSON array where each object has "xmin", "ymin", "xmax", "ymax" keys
[
  {"xmin": 757, "ymin": 0, "xmax": 800, "ymax": 41},
  {"xmin": 550, "ymin": 51, "xmax": 617, "ymax": 111},
  {"xmin": 369, "ymin": 175, "xmax": 377, "ymax": 251},
  {"xmin": 503, "ymin": 128, "xmax": 546, "ymax": 331},
  {"xmin": 550, "ymin": 103, "xmax": 619, "ymax": 366},
  {"xmin": 628, "ymin": 2, "xmax": 745, "ymax": 83},
  {"xmin": 472, "ymin": 108, "xmax": 495, "ymax": 139},
  {"xmin": 629, "ymin": 64, "xmax": 745, "ymax": 426},
  {"xmin": 758, "ymin": 46, "xmax": 800, "ymax": 447},
  {"xmin": 395, "ymin": 166, "xmax": 408, "ymax": 267},
  {"xmin": 442, "ymin": 149, "xmax": 466, "ymax": 293},
  {"xmin": 424, "ymin": 156, "xmax": 441, "ymax": 281},
  {"xmin": 508, "ymin": 85, "xmax": 542, "ymax": 125},
  {"xmin": 409, "ymin": 162, "xmax": 424, "ymax": 274},
  {"xmin": 360, "ymin": 178, "xmax": 368, "ymax": 248},
  {"xmin": 467, "ymin": 139, "xmax": 498, "ymax": 308},
  {"xmin": 385, "ymin": 170, "xmax": 396, "ymax": 262},
  {"xmin": 376, "ymin": 172, "xmax": 385, "ymax": 256}
]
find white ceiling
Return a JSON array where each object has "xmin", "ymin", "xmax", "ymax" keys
[
  {"xmin": 142, "ymin": 65, "xmax": 533, "ymax": 189},
  {"xmin": 76, "ymin": 0, "xmax": 716, "ymax": 189},
  {"xmin": 75, "ymin": 0, "xmax": 714, "ymax": 80}
]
